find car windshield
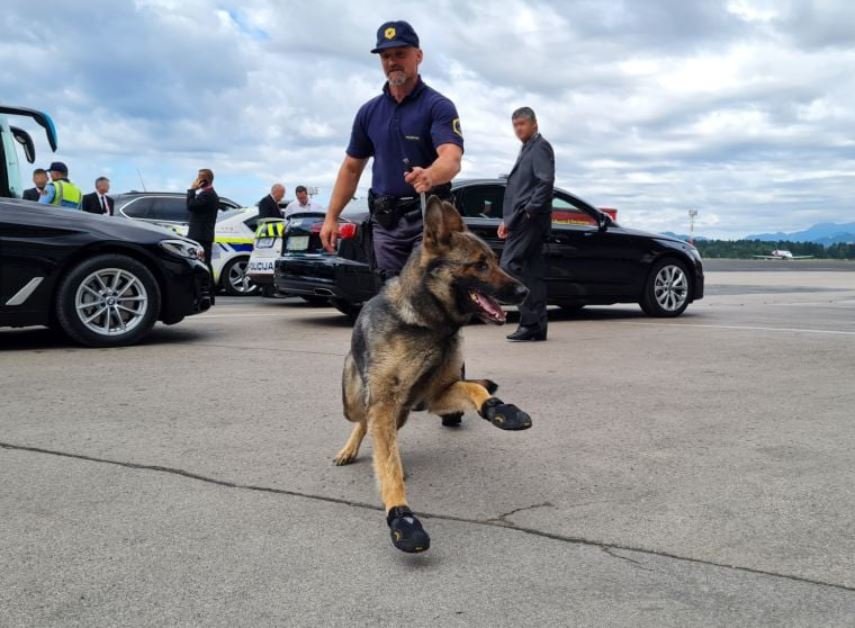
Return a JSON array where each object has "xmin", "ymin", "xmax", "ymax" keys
[{"xmin": 217, "ymin": 208, "xmax": 253, "ymax": 222}]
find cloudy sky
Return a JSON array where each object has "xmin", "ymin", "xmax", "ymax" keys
[{"xmin": 3, "ymin": 0, "xmax": 853, "ymax": 237}]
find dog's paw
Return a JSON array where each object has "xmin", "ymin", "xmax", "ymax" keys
[
  {"xmin": 479, "ymin": 397, "xmax": 532, "ymax": 431},
  {"xmin": 387, "ymin": 506, "xmax": 430, "ymax": 553},
  {"xmin": 333, "ymin": 448, "xmax": 358, "ymax": 466}
]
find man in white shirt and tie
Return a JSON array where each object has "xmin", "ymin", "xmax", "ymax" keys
[
  {"xmin": 82, "ymin": 177, "xmax": 115, "ymax": 216},
  {"xmin": 284, "ymin": 185, "xmax": 324, "ymax": 219}
]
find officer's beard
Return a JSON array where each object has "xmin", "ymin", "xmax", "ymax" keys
[{"xmin": 387, "ymin": 70, "xmax": 407, "ymax": 87}]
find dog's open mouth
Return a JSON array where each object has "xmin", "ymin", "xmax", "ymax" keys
[{"xmin": 469, "ymin": 290, "xmax": 506, "ymax": 325}]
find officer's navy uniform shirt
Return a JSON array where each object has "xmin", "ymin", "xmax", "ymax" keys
[{"xmin": 346, "ymin": 78, "xmax": 463, "ymax": 197}]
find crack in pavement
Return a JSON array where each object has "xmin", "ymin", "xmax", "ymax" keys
[
  {"xmin": 484, "ymin": 501, "xmax": 554, "ymax": 526},
  {"xmin": 601, "ymin": 547, "xmax": 654, "ymax": 572},
  {"xmin": 3, "ymin": 440, "xmax": 855, "ymax": 594}
]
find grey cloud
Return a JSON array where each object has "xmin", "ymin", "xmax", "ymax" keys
[{"xmin": 1, "ymin": 0, "xmax": 852, "ymax": 237}]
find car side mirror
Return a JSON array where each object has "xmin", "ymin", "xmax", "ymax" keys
[{"xmin": 11, "ymin": 126, "xmax": 36, "ymax": 163}]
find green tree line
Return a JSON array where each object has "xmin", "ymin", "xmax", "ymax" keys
[{"xmin": 694, "ymin": 240, "xmax": 855, "ymax": 259}]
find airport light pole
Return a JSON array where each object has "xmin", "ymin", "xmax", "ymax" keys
[{"xmin": 688, "ymin": 209, "xmax": 698, "ymax": 244}]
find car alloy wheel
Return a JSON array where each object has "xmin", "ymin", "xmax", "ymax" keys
[
  {"xmin": 75, "ymin": 268, "xmax": 149, "ymax": 336},
  {"xmin": 653, "ymin": 264, "xmax": 688, "ymax": 313},
  {"xmin": 222, "ymin": 258, "xmax": 258, "ymax": 296}
]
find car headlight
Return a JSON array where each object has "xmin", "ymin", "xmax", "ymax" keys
[{"xmin": 159, "ymin": 239, "xmax": 204, "ymax": 261}]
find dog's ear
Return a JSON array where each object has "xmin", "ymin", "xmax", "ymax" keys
[{"xmin": 424, "ymin": 196, "xmax": 465, "ymax": 250}]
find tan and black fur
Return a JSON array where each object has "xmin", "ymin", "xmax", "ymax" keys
[{"xmin": 333, "ymin": 196, "xmax": 530, "ymax": 552}]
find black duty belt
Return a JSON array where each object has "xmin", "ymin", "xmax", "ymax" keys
[{"xmin": 368, "ymin": 186, "xmax": 452, "ymax": 230}]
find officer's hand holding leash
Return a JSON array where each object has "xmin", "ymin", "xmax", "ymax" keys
[{"xmin": 403, "ymin": 165, "xmax": 434, "ymax": 195}]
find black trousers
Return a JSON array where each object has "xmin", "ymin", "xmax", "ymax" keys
[
  {"xmin": 501, "ymin": 218, "xmax": 548, "ymax": 331},
  {"xmin": 201, "ymin": 240, "xmax": 215, "ymax": 303}
]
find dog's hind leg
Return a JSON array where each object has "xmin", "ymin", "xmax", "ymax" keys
[
  {"xmin": 428, "ymin": 381, "xmax": 531, "ymax": 431},
  {"xmin": 334, "ymin": 421, "xmax": 367, "ymax": 466},
  {"xmin": 335, "ymin": 354, "xmax": 368, "ymax": 465}
]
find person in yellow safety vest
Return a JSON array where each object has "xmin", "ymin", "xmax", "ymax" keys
[{"xmin": 38, "ymin": 161, "xmax": 83, "ymax": 209}]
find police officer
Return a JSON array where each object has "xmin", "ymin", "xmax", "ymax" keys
[
  {"xmin": 320, "ymin": 20, "xmax": 464, "ymax": 276},
  {"xmin": 38, "ymin": 161, "xmax": 83, "ymax": 209}
]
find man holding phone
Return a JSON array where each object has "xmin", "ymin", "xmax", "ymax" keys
[{"xmin": 186, "ymin": 168, "xmax": 219, "ymax": 297}]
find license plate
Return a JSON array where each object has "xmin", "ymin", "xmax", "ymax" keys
[
  {"xmin": 255, "ymin": 237, "xmax": 275, "ymax": 249},
  {"xmin": 286, "ymin": 235, "xmax": 309, "ymax": 251}
]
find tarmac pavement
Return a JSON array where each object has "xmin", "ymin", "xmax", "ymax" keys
[{"xmin": 2, "ymin": 261, "xmax": 854, "ymax": 626}]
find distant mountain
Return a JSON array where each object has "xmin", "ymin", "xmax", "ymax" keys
[
  {"xmin": 661, "ymin": 232, "xmax": 708, "ymax": 242},
  {"xmin": 746, "ymin": 222, "xmax": 855, "ymax": 245}
]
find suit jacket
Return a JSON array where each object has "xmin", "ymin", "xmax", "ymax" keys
[
  {"xmin": 257, "ymin": 194, "xmax": 282, "ymax": 220},
  {"xmin": 22, "ymin": 187, "xmax": 42, "ymax": 202},
  {"xmin": 502, "ymin": 133, "xmax": 555, "ymax": 232},
  {"xmin": 186, "ymin": 187, "xmax": 220, "ymax": 243},
  {"xmin": 81, "ymin": 192, "xmax": 115, "ymax": 215}
]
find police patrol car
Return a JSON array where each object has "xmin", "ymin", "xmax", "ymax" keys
[
  {"xmin": 247, "ymin": 218, "xmax": 285, "ymax": 295},
  {"xmin": 248, "ymin": 210, "xmax": 332, "ymax": 303},
  {"xmin": 154, "ymin": 208, "xmax": 260, "ymax": 296},
  {"xmin": 112, "ymin": 192, "xmax": 261, "ymax": 296}
]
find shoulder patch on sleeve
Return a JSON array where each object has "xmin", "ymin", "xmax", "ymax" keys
[{"xmin": 452, "ymin": 118, "xmax": 462, "ymax": 137}]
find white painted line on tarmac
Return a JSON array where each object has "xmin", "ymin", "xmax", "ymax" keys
[
  {"xmin": 622, "ymin": 322, "xmax": 855, "ymax": 336},
  {"xmin": 765, "ymin": 301, "xmax": 855, "ymax": 307},
  {"xmin": 193, "ymin": 311, "xmax": 321, "ymax": 320}
]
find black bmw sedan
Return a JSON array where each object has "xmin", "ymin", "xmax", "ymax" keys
[
  {"xmin": 274, "ymin": 179, "xmax": 704, "ymax": 320},
  {"xmin": 1, "ymin": 199, "xmax": 212, "ymax": 347}
]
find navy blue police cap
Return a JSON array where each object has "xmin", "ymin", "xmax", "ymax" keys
[
  {"xmin": 371, "ymin": 20, "xmax": 420, "ymax": 53},
  {"xmin": 46, "ymin": 161, "xmax": 68, "ymax": 174}
]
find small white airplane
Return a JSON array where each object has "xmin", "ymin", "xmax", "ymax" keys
[{"xmin": 752, "ymin": 249, "xmax": 814, "ymax": 260}]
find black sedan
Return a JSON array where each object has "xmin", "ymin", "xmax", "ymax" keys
[
  {"xmin": 274, "ymin": 179, "xmax": 704, "ymax": 319},
  {"xmin": 0, "ymin": 199, "xmax": 212, "ymax": 347}
]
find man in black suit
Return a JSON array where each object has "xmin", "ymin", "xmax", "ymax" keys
[
  {"xmin": 186, "ymin": 168, "xmax": 220, "ymax": 290},
  {"xmin": 22, "ymin": 168, "xmax": 48, "ymax": 201},
  {"xmin": 498, "ymin": 107, "xmax": 555, "ymax": 342},
  {"xmin": 257, "ymin": 183, "xmax": 285, "ymax": 219},
  {"xmin": 81, "ymin": 176, "xmax": 115, "ymax": 215}
]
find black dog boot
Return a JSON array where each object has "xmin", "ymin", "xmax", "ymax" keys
[
  {"xmin": 441, "ymin": 412, "xmax": 463, "ymax": 427},
  {"xmin": 480, "ymin": 397, "xmax": 532, "ymax": 430},
  {"xmin": 387, "ymin": 506, "xmax": 430, "ymax": 553}
]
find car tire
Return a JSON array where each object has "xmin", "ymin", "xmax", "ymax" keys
[
  {"xmin": 301, "ymin": 295, "xmax": 330, "ymax": 306},
  {"xmin": 331, "ymin": 298, "xmax": 362, "ymax": 323},
  {"xmin": 221, "ymin": 257, "xmax": 258, "ymax": 296},
  {"xmin": 55, "ymin": 254, "xmax": 161, "ymax": 347},
  {"xmin": 641, "ymin": 258, "xmax": 691, "ymax": 317}
]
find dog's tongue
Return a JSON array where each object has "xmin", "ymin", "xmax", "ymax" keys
[{"xmin": 472, "ymin": 291, "xmax": 506, "ymax": 323}]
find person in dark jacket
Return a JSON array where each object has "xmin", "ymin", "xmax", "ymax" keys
[
  {"xmin": 81, "ymin": 177, "xmax": 114, "ymax": 215},
  {"xmin": 22, "ymin": 168, "xmax": 48, "ymax": 201},
  {"xmin": 186, "ymin": 168, "xmax": 220, "ymax": 286},
  {"xmin": 498, "ymin": 107, "xmax": 555, "ymax": 342},
  {"xmin": 257, "ymin": 183, "xmax": 285, "ymax": 219}
]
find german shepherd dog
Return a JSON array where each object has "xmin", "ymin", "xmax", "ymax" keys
[{"xmin": 334, "ymin": 196, "xmax": 532, "ymax": 553}]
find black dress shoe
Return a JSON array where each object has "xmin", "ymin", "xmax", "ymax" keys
[{"xmin": 506, "ymin": 326, "xmax": 547, "ymax": 341}]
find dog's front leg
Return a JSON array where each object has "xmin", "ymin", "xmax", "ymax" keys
[
  {"xmin": 369, "ymin": 403, "xmax": 430, "ymax": 553},
  {"xmin": 369, "ymin": 403, "xmax": 407, "ymax": 508},
  {"xmin": 429, "ymin": 381, "xmax": 532, "ymax": 431}
]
